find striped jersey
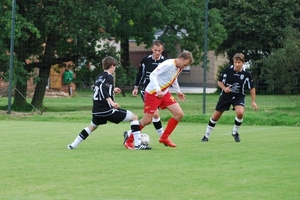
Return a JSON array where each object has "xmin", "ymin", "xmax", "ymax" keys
[{"xmin": 145, "ymin": 59, "xmax": 182, "ymax": 95}]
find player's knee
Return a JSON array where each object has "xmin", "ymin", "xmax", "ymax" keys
[
  {"xmin": 175, "ymin": 111, "xmax": 184, "ymax": 121},
  {"xmin": 131, "ymin": 114, "xmax": 138, "ymax": 121}
]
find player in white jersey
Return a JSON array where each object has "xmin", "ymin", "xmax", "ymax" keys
[{"xmin": 124, "ymin": 51, "xmax": 194, "ymax": 148}]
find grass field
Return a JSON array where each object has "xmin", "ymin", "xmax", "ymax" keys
[{"xmin": 1, "ymin": 121, "xmax": 299, "ymax": 200}]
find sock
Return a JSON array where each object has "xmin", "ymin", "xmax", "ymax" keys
[
  {"xmin": 205, "ymin": 118, "xmax": 217, "ymax": 138},
  {"xmin": 160, "ymin": 117, "xmax": 179, "ymax": 139},
  {"xmin": 126, "ymin": 124, "xmax": 144, "ymax": 144},
  {"xmin": 71, "ymin": 127, "xmax": 91, "ymax": 148},
  {"xmin": 232, "ymin": 117, "xmax": 243, "ymax": 135},
  {"xmin": 131, "ymin": 120, "xmax": 141, "ymax": 147},
  {"xmin": 152, "ymin": 117, "xmax": 163, "ymax": 136}
]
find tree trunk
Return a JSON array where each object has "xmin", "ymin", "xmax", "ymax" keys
[
  {"xmin": 13, "ymin": 81, "xmax": 27, "ymax": 110},
  {"xmin": 31, "ymin": 31, "xmax": 57, "ymax": 109},
  {"xmin": 31, "ymin": 67, "xmax": 50, "ymax": 109},
  {"xmin": 121, "ymin": 39, "xmax": 130, "ymax": 69}
]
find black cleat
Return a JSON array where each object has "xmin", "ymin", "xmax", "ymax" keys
[
  {"xmin": 201, "ymin": 136, "xmax": 209, "ymax": 142},
  {"xmin": 232, "ymin": 132, "xmax": 241, "ymax": 142},
  {"xmin": 123, "ymin": 131, "xmax": 128, "ymax": 145},
  {"xmin": 135, "ymin": 142, "xmax": 152, "ymax": 150}
]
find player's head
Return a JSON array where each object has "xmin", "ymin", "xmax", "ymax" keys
[
  {"xmin": 176, "ymin": 51, "xmax": 194, "ymax": 69},
  {"xmin": 102, "ymin": 56, "xmax": 117, "ymax": 70},
  {"xmin": 233, "ymin": 53, "xmax": 245, "ymax": 70},
  {"xmin": 233, "ymin": 53, "xmax": 245, "ymax": 63},
  {"xmin": 151, "ymin": 40, "xmax": 164, "ymax": 60}
]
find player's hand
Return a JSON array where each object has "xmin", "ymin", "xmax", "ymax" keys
[
  {"xmin": 132, "ymin": 88, "xmax": 138, "ymax": 96},
  {"xmin": 114, "ymin": 87, "xmax": 121, "ymax": 94},
  {"xmin": 177, "ymin": 92, "xmax": 186, "ymax": 101},
  {"xmin": 111, "ymin": 102, "xmax": 120, "ymax": 109},
  {"xmin": 157, "ymin": 90, "xmax": 164, "ymax": 98},
  {"xmin": 224, "ymin": 85, "xmax": 232, "ymax": 93},
  {"xmin": 252, "ymin": 101, "xmax": 258, "ymax": 111}
]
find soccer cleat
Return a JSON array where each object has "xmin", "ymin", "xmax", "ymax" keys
[
  {"xmin": 67, "ymin": 144, "xmax": 74, "ymax": 149},
  {"xmin": 135, "ymin": 142, "xmax": 152, "ymax": 150},
  {"xmin": 201, "ymin": 136, "xmax": 209, "ymax": 142},
  {"xmin": 159, "ymin": 138, "xmax": 176, "ymax": 147},
  {"xmin": 232, "ymin": 132, "xmax": 241, "ymax": 142},
  {"xmin": 124, "ymin": 141, "xmax": 134, "ymax": 149},
  {"xmin": 122, "ymin": 131, "xmax": 129, "ymax": 145},
  {"xmin": 123, "ymin": 131, "xmax": 134, "ymax": 149}
]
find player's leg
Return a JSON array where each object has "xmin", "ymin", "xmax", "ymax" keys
[
  {"xmin": 231, "ymin": 105, "xmax": 244, "ymax": 142},
  {"xmin": 152, "ymin": 109, "xmax": 164, "ymax": 136},
  {"xmin": 158, "ymin": 104, "xmax": 182, "ymax": 147},
  {"xmin": 201, "ymin": 96, "xmax": 229, "ymax": 142},
  {"xmin": 67, "ymin": 117, "xmax": 100, "ymax": 149},
  {"xmin": 112, "ymin": 109, "xmax": 152, "ymax": 150}
]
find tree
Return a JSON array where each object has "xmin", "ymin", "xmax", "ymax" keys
[
  {"xmin": 2, "ymin": 0, "xmax": 119, "ymax": 110},
  {"xmin": 255, "ymin": 28, "xmax": 300, "ymax": 94},
  {"xmin": 109, "ymin": 0, "xmax": 226, "ymax": 71},
  {"xmin": 210, "ymin": 0, "xmax": 300, "ymax": 62}
]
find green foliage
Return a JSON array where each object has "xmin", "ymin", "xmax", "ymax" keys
[
  {"xmin": 211, "ymin": 0, "xmax": 300, "ymax": 62},
  {"xmin": 253, "ymin": 27, "xmax": 300, "ymax": 94}
]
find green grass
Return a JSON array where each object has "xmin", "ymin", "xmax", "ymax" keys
[
  {"xmin": 0, "ymin": 121, "xmax": 299, "ymax": 200},
  {"xmin": 0, "ymin": 92, "xmax": 300, "ymax": 126}
]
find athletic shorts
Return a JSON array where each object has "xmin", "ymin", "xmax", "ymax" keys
[
  {"xmin": 215, "ymin": 95, "xmax": 245, "ymax": 112},
  {"xmin": 144, "ymin": 91, "xmax": 177, "ymax": 114},
  {"xmin": 92, "ymin": 108, "xmax": 127, "ymax": 125}
]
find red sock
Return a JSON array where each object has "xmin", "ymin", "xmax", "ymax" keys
[
  {"xmin": 139, "ymin": 125, "xmax": 144, "ymax": 131},
  {"xmin": 160, "ymin": 117, "xmax": 179, "ymax": 139}
]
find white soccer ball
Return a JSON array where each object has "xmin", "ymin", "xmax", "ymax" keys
[{"xmin": 140, "ymin": 133, "xmax": 150, "ymax": 145}]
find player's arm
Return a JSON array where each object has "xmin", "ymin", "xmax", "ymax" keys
[
  {"xmin": 132, "ymin": 62, "xmax": 144, "ymax": 96},
  {"xmin": 172, "ymin": 79, "xmax": 186, "ymax": 101},
  {"xmin": 250, "ymin": 87, "xmax": 258, "ymax": 111},
  {"xmin": 218, "ymin": 81, "xmax": 231, "ymax": 93}
]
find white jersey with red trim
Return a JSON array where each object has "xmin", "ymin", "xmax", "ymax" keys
[{"xmin": 145, "ymin": 59, "xmax": 182, "ymax": 95}]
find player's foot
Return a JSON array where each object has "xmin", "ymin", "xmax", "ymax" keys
[
  {"xmin": 124, "ymin": 141, "xmax": 134, "ymax": 149},
  {"xmin": 135, "ymin": 143, "xmax": 152, "ymax": 150},
  {"xmin": 123, "ymin": 131, "xmax": 129, "ymax": 145},
  {"xmin": 159, "ymin": 138, "xmax": 176, "ymax": 147},
  {"xmin": 67, "ymin": 144, "xmax": 74, "ymax": 149},
  {"xmin": 201, "ymin": 136, "xmax": 209, "ymax": 142},
  {"xmin": 123, "ymin": 131, "xmax": 134, "ymax": 149},
  {"xmin": 232, "ymin": 132, "xmax": 241, "ymax": 142}
]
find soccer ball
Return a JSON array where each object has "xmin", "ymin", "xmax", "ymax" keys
[{"xmin": 140, "ymin": 133, "xmax": 150, "ymax": 145}]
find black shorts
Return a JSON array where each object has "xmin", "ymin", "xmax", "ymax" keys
[
  {"xmin": 92, "ymin": 108, "xmax": 127, "ymax": 125},
  {"xmin": 215, "ymin": 95, "xmax": 245, "ymax": 112}
]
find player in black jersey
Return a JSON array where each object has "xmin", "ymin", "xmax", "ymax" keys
[
  {"xmin": 201, "ymin": 53, "xmax": 258, "ymax": 142},
  {"xmin": 67, "ymin": 56, "xmax": 151, "ymax": 150},
  {"xmin": 123, "ymin": 40, "xmax": 166, "ymax": 149}
]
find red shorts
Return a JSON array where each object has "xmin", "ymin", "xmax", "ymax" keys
[{"xmin": 144, "ymin": 91, "xmax": 177, "ymax": 114}]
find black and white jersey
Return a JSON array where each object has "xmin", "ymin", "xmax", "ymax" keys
[
  {"xmin": 134, "ymin": 54, "xmax": 166, "ymax": 91},
  {"xmin": 92, "ymin": 71, "xmax": 115, "ymax": 116},
  {"xmin": 218, "ymin": 65, "xmax": 255, "ymax": 97}
]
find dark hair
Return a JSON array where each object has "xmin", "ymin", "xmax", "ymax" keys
[
  {"xmin": 102, "ymin": 56, "xmax": 117, "ymax": 70},
  {"xmin": 152, "ymin": 40, "xmax": 164, "ymax": 48}
]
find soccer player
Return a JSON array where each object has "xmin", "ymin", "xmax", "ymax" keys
[
  {"xmin": 124, "ymin": 51, "xmax": 194, "ymax": 148},
  {"xmin": 201, "ymin": 53, "xmax": 258, "ymax": 142},
  {"xmin": 123, "ymin": 40, "xmax": 166, "ymax": 149},
  {"xmin": 67, "ymin": 56, "xmax": 151, "ymax": 150}
]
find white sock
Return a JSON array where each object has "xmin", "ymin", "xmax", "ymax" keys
[{"xmin": 232, "ymin": 117, "xmax": 243, "ymax": 135}]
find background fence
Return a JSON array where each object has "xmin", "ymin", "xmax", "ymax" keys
[{"xmin": 0, "ymin": 0, "xmax": 299, "ymax": 120}]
